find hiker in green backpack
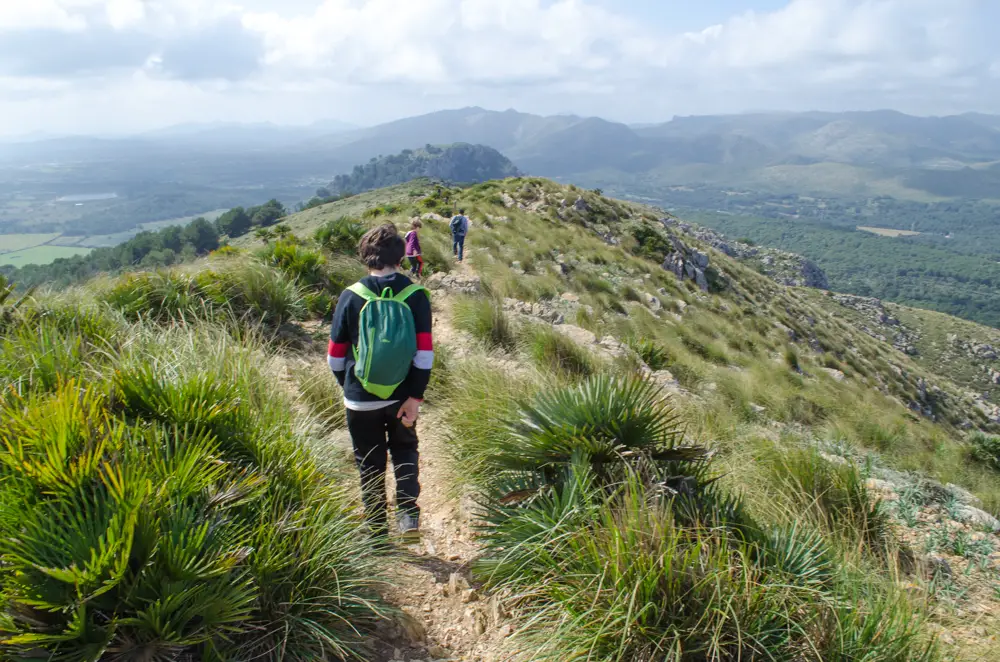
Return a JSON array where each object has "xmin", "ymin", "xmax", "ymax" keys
[{"xmin": 328, "ymin": 223, "xmax": 433, "ymax": 540}]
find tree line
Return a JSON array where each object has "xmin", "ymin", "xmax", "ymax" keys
[{"xmin": 2, "ymin": 199, "xmax": 287, "ymax": 289}]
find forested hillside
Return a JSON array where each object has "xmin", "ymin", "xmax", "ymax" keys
[{"xmin": 328, "ymin": 143, "xmax": 519, "ymax": 195}]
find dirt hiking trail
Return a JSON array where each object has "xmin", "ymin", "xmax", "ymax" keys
[{"xmin": 326, "ymin": 259, "xmax": 517, "ymax": 662}]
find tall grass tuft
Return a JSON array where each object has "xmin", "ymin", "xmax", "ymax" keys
[
  {"xmin": 625, "ymin": 335, "xmax": 671, "ymax": 370},
  {"xmin": 524, "ymin": 325, "xmax": 597, "ymax": 378},
  {"xmin": 452, "ymin": 296, "xmax": 518, "ymax": 352},
  {"xmin": 291, "ymin": 361, "xmax": 347, "ymax": 433},
  {"xmin": 767, "ymin": 447, "xmax": 894, "ymax": 557}
]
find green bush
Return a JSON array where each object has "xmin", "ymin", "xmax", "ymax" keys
[{"xmin": 0, "ymin": 327, "xmax": 385, "ymax": 660}]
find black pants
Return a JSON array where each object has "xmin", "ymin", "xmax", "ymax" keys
[
  {"xmin": 346, "ymin": 406, "xmax": 420, "ymax": 532},
  {"xmin": 452, "ymin": 235, "xmax": 466, "ymax": 261}
]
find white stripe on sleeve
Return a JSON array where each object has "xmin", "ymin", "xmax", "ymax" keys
[{"xmin": 413, "ymin": 350, "xmax": 434, "ymax": 370}]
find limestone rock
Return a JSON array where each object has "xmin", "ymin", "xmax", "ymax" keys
[
  {"xmin": 953, "ymin": 505, "xmax": 1000, "ymax": 532},
  {"xmin": 643, "ymin": 292, "xmax": 662, "ymax": 311},
  {"xmin": 426, "ymin": 272, "xmax": 481, "ymax": 294},
  {"xmin": 822, "ymin": 367, "xmax": 846, "ymax": 382},
  {"xmin": 557, "ymin": 324, "xmax": 597, "ymax": 347}
]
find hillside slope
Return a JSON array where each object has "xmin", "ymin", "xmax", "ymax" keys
[{"xmin": 6, "ymin": 177, "xmax": 1000, "ymax": 661}]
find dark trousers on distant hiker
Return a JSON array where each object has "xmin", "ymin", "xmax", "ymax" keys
[
  {"xmin": 452, "ymin": 234, "xmax": 466, "ymax": 261},
  {"xmin": 346, "ymin": 406, "xmax": 420, "ymax": 534},
  {"xmin": 408, "ymin": 255, "xmax": 424, "ymax": 277}
]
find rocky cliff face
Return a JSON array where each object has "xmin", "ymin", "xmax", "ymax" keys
[
  {"xmin": 660, "ymin": 235, "xmax": 711, "ymax": 292},
  {"xmin": 661, "ymin": 218, "xmax": 830, "ymax": 289}
]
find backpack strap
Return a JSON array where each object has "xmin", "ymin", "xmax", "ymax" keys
[
  {"xmin": 346, "ymin": 282, "xmax": 377, "ymax": 301},
  {"xmin": 393, "ymin": 283, "xmax": 429, "ymax": 303},
  {"xmin": 348, "ymin": 281, "xmax": 429, "ymax": 303}
]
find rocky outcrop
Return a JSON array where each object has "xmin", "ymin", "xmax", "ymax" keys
[
  {"xmin": 831, "ymin": 294, "xmax": 920, "ymax": 356},
  {"xmin": 660, "ymin": 218, "xmax": 829, "ymax": 289},
  {"xmin": 661, "ymin": 236, "xmax": 710, "ymax": 292}
]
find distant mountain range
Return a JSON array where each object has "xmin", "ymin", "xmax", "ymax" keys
[
  {"xmin": 6, "ymin": 107, "xmax": 1000, "ymax": 200},
  {"xmin": 300, "ymin": 107, "xmax": 1000, "ymax": 199}
]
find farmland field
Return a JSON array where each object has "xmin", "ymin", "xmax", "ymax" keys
[
  {"xmin": 857, "ymin": 225, "xmax": 923, "ymax": 237},
  {"xmin": 0, "ymin": 233, "xmax": 62, "ymax": 253},
  {"xmin": 0, "ymin": 245, "xmax": 92, "ymax": 266},
  {"xmin": 0, "ymin": 209, "xmax": 228, "ymax": 267}
]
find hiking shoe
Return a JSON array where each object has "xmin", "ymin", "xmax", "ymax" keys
[{"xmin": 398, "ymin": 512, "xmax": 420, "ymax": 541}]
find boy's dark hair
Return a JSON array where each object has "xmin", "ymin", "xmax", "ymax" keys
[
  {"xmin": 358, "ymin": 223, "xmax": 406, "ymax": 269},
  {"xmin": 458, "ymin": 208, "xmax": 465, "ymax": 214}
]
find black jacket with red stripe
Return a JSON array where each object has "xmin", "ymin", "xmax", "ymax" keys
[{"xmin": 328, "ymin": 272, "xmax": 433, "ymax": 404}]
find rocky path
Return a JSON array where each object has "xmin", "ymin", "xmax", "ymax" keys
[{"xmin": 366, "ymin": 407, "xmax": 514, "ymax": 662}]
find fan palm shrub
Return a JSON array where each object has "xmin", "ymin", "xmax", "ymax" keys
[
  {"xmin": 0, "ymin": 324, "xmax": 386, "ymax": 661},
  {"xmin": 314, "ymin": 216, "xmax": 365, "ymax": 254},
  {"xmin": 100, "ymin": 265, "xmax": 308, "ymax": 328},
  {"xmin": 465, "ymin": 374, "xmax": 938, "ymax": 662},
  {"xmin": 259, "ymin": 239, "xmax": 329, "ymax": 290}
]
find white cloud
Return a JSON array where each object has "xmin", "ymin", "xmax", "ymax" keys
[
  {"xmin": 0, "ymin": 0, "xmax": 997, "ymax": 134},
  {"xmin": 0, "ymin": 1, "xmax": 87, "ymax": 31}
]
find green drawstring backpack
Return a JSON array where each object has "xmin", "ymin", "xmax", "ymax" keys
[{"xmin": 347, "ymin": 282, "xmax": 429, "ymax": 399}]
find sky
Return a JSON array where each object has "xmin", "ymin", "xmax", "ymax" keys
[{"xmin": 1, "ymin": 0, "xmax": 999, "ymax": 136}]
